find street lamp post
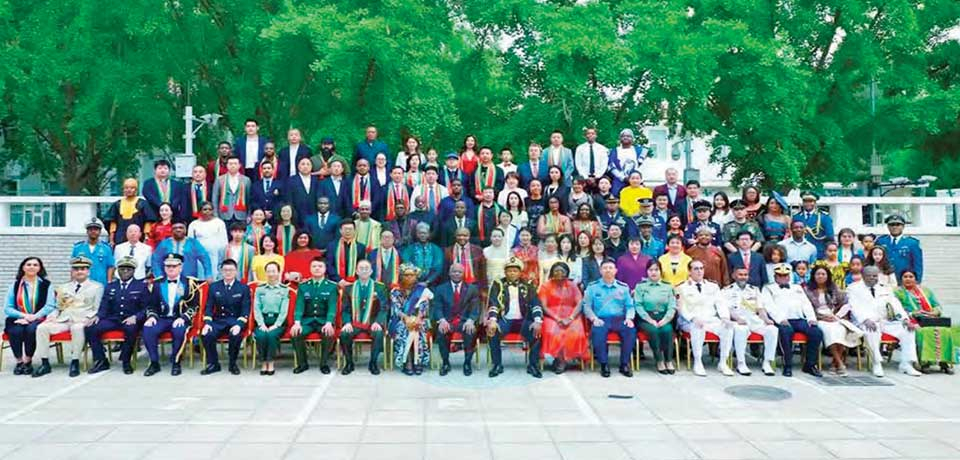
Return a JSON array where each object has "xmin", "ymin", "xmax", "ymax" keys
[{"xmin": 176, "ymin": 105, "xmax": 222, "ymax": 178}]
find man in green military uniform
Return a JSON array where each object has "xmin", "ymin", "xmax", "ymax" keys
[
  {"xmin": 291, "ymin": 257, "xmax": 339, "ymax": 374},
  {"xmin": 722, "ymin": 199, "xmax": 763, "ymax": 253},
  {"xmin": 339, "ymin": 260, "xmax": 389, "ymax": 375}
]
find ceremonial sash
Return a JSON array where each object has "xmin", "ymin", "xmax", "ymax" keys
[
  {"xmin": 220, "ymin": 176, "xmax": 246, "ymax": 213},
  {"xmin": 455, "ymin": 244, "xmax": 476, "ymax": 283},
  {"xmin": 375, "ymin": 248, "xmax": 400, "ymax": 288},
  {"xmin": 156, "ymin": 179, "xmax": 169, "ymax": 203},
  {"xmin": 385, "ymin": 183, "xmax": 409, "ymax": 221},
  {"xmin": 247, "ymin": 225, "xmax": 269, "ymax": 254},
  {"xmin": 352, "ymin": 174, "xmax": 371, "ymax": 209},
  {"xmin": 545, "ymin": 212, "xmax": 562, "ymax": 234},
  {"xmin": 476, "ymin": 203, "xmax": 501, "ymax": 242},
  {"xmin": 335, "ymin": 240, "xmax": 358, "ymax": 282},
  {"xmin": 351, "ymin": 280, "xmax": 378, "ymax": 324},
  {"xmin": 16, "ymin": 280, "xmax": 38, "ymax": 314},
  {"xmin": 277, "ymin": 224, "xmax": 295, "ymax": 256},
  {"xmin": 474, "ymin": 164, "xmax": 496, "ymax": 200},
  {"xmin": 225, "ymin": 244, "xmax": 253, "ymax": 283},
  {"xmin": 190, "ymin": 182, "xmax": 207, "ymax": 218}
]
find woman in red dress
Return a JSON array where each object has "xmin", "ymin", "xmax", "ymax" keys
[
  {"xmin": 147, "ymin": 202, "xmax": 175, "ymax": 248},
  {"xmin": 283, "ymin": 230, "xmax": 322, "ymax": 285},
  {"xmin": 512, "ymin": 228, "xmax": 540, "ymax": 287},
  {"xmin": 538, "ymin": 261, "xmax": 587, "ymax": 374}
]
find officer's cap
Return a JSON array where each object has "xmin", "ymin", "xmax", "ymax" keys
[
  {"xmin": 116, "ymin": 256, "xmax": 137, "ymax": 269},
  {"xmin": 773, "ymin": 263, "xmax": 792, "ymax": 275},
  {"xmin": 885, "ymin": 214, "xmax": 906, "ymax": 225},
  {"xmin": 85, "ymin": 218, "xmax": 102, "ymax": 230},
  {"xmin": 70, "ymin": 256, "xmax": 93, "ymax": 269},
  {"xmin": 163, "ymin": 253, "xmax": 184, "ymax": 266},
  {"xmin": 635, "ymin": 215, "xmax": 655, "ymax": 227}
]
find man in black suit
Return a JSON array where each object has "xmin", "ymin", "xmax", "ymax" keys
[
  {"xmin": 319, "ymin": 158, "xmax": 352, "ymax": 217},
  {"xmin": 200, "ymin": 259, "xmax": 250, "ymax": 375},
  {"xmin": 304, "ymin": 197, "xmax": 341, "ymax": 251},
  {"xmin": 432, "ymin": 263, "xmax": 481, "ymax": 376},
  {"xmin": 285, "ymin": 156, "xmax": 321, "ymax": 227},
  {"xmin": 251, "ymin": 161, "xmax": 286, "ymax": 224},
  {"xmin": 142, "ymin": 159, "xmax": 189, "ymax": 222},
  {"xmin": 517, "ymin": 142, "xmax": 549, "ymax": 188},
  {"xmin": 436, "ymin": 200, "xmax": 479, "ymax": 248},
  {"xmin": 727, "ymin": 231, "xmax": 768, "ymax": 288},
  {"xmin": 235, "ymin": 118, "xmax": 270, "ymax": 178},
  {"xmin": 278, "ymin": 128, "xmax": 313, "ymax": 179}
]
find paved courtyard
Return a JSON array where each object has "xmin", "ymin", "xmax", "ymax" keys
[{"xmin": 0, "ymin": 348, "xmax": 957, "ymax": 460}]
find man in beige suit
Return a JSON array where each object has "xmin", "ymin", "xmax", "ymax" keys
[{"xmin": 33, "ymin": 257, "xmax": 104, "ymax": 378}]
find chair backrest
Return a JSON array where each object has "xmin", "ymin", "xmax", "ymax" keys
[
  {"xmin": 285, "ymin": 286, "xmax": 297, "ymax": 327},
  {"xmin": 191, "ymin": 281, "xmax": 210, "ymax": 334}
]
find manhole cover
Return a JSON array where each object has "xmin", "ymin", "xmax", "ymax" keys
[
  {"xmin": 818, "ymin": 376, "xmax": 894, "ymax": 386},
  {"xmin": 724, "ymin": 385, "xmax": 792, "ymax": 401}
]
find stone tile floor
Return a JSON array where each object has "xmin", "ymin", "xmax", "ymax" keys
[{"xmin": 0, "ymin": 349, "xmax": 957, "ymax": 460}]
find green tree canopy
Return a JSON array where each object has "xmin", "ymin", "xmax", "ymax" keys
[{"xmin": 1, "ymin": 0, "xmax": 957, "ymax": 193}]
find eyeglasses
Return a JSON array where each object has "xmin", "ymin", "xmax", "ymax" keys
[{"xmin": 690, "ymin": 266, "xmax": 705, "ymax": 271}]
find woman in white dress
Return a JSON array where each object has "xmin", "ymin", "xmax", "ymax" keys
[
  {"xmin": 483, "ymin": 228, "xmax": 512, "ymax": 283},
  {"xmin": 711, "ymin": 192, "xmax": 733, "ymax": 226},
  {"xmin": 495, "ymin": 211, "xmax": 520, "ymax": 248},
  {"xmin": 187, "ymin": 201, "xmax": 228, "ymax": 279},
  {"xmin": 805, "ymin": 265, "xmax": 863, "ymax": 376},
  {"xmin": 556, "ymin": 234, "xmax": 582, "ymax": 286}
]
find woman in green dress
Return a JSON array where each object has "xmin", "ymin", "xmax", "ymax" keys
[
  {"xmin": 634, "ymin": 259, "xmax": 677, "ymax": 374},
  {"xmin": 894, "ymin": 269, "xmax": 956, "ymax": 374},
  {"xmin": 254, "ymin": 261, "xmax": 290, "ymax": 375}
]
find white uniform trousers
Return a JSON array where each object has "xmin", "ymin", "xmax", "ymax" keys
[
  {"xmin": 683, "ymin": 319, "xmax": 733, "ymax": 364},
  {"xmin": 862, "ymin": 320, "xmax": 918, "ymax": 368},
  {"xmin": 35, "ymin": 321, "xmax": 87, "ymax": 360},
  {"xmin": 733, "ymin": 323, "xmax": 779, "ymax": 364}
]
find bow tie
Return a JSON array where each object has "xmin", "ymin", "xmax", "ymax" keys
[
  {"xmin": 778, "ymin": 284, "xmax": 790, "ymax": 289},
  {"xmin": 167, "ymin": 279, "xmax": 179, "ymax": 284}
]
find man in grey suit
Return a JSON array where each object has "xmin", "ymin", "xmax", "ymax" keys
[{"xmin": 211, "ymin": 156, "xmax": 252, "ymax": 230}]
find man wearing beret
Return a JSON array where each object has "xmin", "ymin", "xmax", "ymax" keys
[
  {"xmin": 33, "ymin": 257, "xmax": 104, "ymax": 378},
  {"xmin": 86, "ymin": 256, "xmax": 150, "ymax": 375},
  {"xmin": 875, "ymin": 214, "xmax": 923, "ymax": 282}
]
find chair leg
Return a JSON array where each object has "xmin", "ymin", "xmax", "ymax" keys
[{"xmin": 685, "ymin": 338, "xmax": 691, "ymax": 370}]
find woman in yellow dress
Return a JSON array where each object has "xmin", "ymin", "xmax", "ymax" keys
[
  {"xmin": 618, "ymin": 171, "xmax": 653, "ymax": 217},
  {"xmin": 658, "ymin": 235, "xmax": 692, "ymax": 286},
  {"xmin": 251, "ymin": 235, "xmax": 285, "ymax": 283}
]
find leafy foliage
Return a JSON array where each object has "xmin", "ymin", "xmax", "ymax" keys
[{"xmin": 1, "ymin": 0, "xmax": 957, "ymax": 193}]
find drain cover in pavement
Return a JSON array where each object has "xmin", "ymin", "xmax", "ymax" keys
[
  {"xmin": 818, "ymin": 375, "xmax": 894, "ymax": 386},
  {"xmin": 724, "ymin": 385, "xmax": 792, "ymax": 401}
]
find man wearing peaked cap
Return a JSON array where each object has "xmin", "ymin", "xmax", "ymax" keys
[
  {"xmin": 684, "ymin": 199, "xmax": 722, "ymax": 247},
  {"xmin": 876, "ymin": 213, "xmax": 923, "ymax": 282},
  {"xmin": 33, "ymin": 256, "xmax": 104, "ymax": 378},
  {"xmin": 485, "ymin": 256, "xmax": 544, "ymax": 379},
  {"xmin": 792, "ymin": 191, "xmax": 834, "ymax": 259},
  {"xmin": 760, "ymin": 263, "xmax": 824, "ymax": 378},
  {"xmin": 722, "ymin": 199, "xmax": 763, "ymax": 253},
  {"xmin": 86, "ymin": 256, "xmax": 150, "ymax": 375},
  {"xmin": 72, "ymin": 218, "xmax": 115, "ymax": 286},
  {"xmin": 142, "ymin": 252, "xmax": 201, "ymax": 377}
]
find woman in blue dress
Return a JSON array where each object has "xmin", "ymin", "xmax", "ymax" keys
[
  {"xmin": 390, "ymin": 263, "xmax": 433, "ymax": 375},
  {"xmin": 759, "ymin": 193, "xmax": 791, "ymax": 242}
]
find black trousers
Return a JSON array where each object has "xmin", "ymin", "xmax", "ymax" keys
[
  {"xmin": 777, "ymin": 319, "xmax": 823, "ymax": 370},
  {"xmin": 489, "ymin": 319, "xmax": 539, "ymax": 367},
  {"xmin": 86, "ymin": 314, "xmax": 144, "ymax": 364},
  {"xmin": 5, "ymin": 318, "xmax": 41, "ymax": 359},
  {"xmin": 202, "ymin": 319, "xmax": 243, "ymax": 366}
]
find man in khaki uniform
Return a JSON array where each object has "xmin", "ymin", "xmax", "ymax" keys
[{"xmin": 33, "ymin": 256, "xmax": 104, "ymax": 377}]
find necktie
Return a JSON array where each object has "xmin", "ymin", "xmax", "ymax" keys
[
  {"xmin": 870, "ymin": 286, "xmax": 876, "ymax": 298},
  {"xmin": 428, "ymin": 186, "xmax": 436, "ymax": 210},
  {"xmin": 129, "ymin": 245, "xmax": 135, "ymax": 256},
  {"xmin": 696, "ymin": 283, "xmax": 702, "ymax": 293},
  {"xmin": 320, "ymin": 214, "xmax": 326, "ymax": 228},
  {"xmin": 589, "ymin": 144, "xmax": 596, "ymax": 176},
  {"xmin": 395, "ymin": 184, "xmax": 402, "ymax": 198},
  {"xmin": 532, "ymin": 161, "xmax": 538, "ymax": 177},
  {"xmin": 454, "ymin": 283, "xmax": 461, "ymax": 305},
  {"xmin": 121, "ymin": 282, "xmax": 128, "ymax": 292},
  {"xmin": 742, "ymin": 253, "xmax": 750, "ymax": 271},
  {"xmin": 361, "ymin": 177, "xmax": 367, "ymax": 194},
  {"xmin": 195, "ymin": 183, "xmax": 201, "ymax": 197},
  {"xmin": 265, "ymin": 179, "xmax": 271, "ymax": 192},
  {"xmin": 75, "ymin": 283, "xmax": 81, "ymax": 293}
]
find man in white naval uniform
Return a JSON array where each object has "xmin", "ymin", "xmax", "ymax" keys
[
  {"xmin": 847, "ymin": 266, "xmax": 922, "ymax": 377},
  {"xmin": 677, "ymin": 260, "xmax": 734, "ymax": 377},
  {"xmin": 721, "ymin": 266, "xmax": 779, "ymax": 376},
  {"xmin": 761, "ymin": 263, "xmax": 823, "ymax": 377}
]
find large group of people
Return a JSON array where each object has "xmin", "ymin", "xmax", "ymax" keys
[{"xmin": 4, "ymin": 122, "xmax": 954, "ymax": 380}]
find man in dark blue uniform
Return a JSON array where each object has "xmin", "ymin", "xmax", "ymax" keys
[
  {"xmin": 876, "ymin": 214, "xmax": 924, "ymax": 282},
  {"xmin": 791, "ymin": 191, "xmax": 834, "ymax": 258},
  {"xmin": 142, "ymin": 253, "xmax": 201, "ymax": 377},
  {"xmin": 598, "ymin": 195, "xmax": 637, "ymax": 239},
  {"xmin": 200, "ymin": 259, "xmax": 251, "ymax": 375},
  {"xmin": 86, "ymin": 256, "xmax": 149, "ymax": 375}
]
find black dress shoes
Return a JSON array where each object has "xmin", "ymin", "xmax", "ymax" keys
[
  {"xmin": 200, "ymin": 363, "xmax": 221, "ymax": 375},
  {"xmin": 368, "ymin": 362, "xmax": 381, "ymax": 375},
  {"xmin": 170, "ymin": 363, "xmax": 182, "ymax": 376},
  {"xmin": 526, "ymin": 364, "xmax": 542, "ymax": 378},
  {"xmin": 14, "ymin": 362, "xmax": 24, "ymax": 375},
  {"xmin": 439, "ymin": 363, "xmax": 451, "ymax": 376},
  {"xmin": 488, "ymin": 364, "xmax": 503, "ymax": 378},
  {"xmin": 143, "ymin": 362, "xmax": 161, "ymax": 377},
  {"xmin": 68, "ymin": 360, "xmax": 81, "ymax": 377},
  {"xmin": 802, "ymin": 366, "xmax": 823, "ymax": 378},
  {"xmin": 782, "ymin": 367, "xmax": 793, "ymax": 377},
  {"xmin": 292, "ymin": 365, "xmax": 309, "ymax": 374},
  {"xmin": 319, "ymin": 365, "xmax": 331, "ymax": 375},
  {"xmin": 600, "ymin": 364, "xmax": 611, "ymax": 378},
  {"xmin": 229, "ymin": 364, "xmax": 241, "ymax": 375},
  {"xmin": 32, "ymin": 360, "xmax": 51, "ymax": 378},
  {"xmin": 342, "ymin": 362, "xmax": 355, "ymax": 375},
  {"xmin": 88, "ymin": 359, "xmax": 110, "ymax": 374},
  {"xmin": 463, "ymin": 362, "xmax": 472, "ymax": 376},
  {"xmin": 619, "ymin": 365, "xmax": 633, "ymax": 378},
  {"xmin": 122, "ymin": 362, "xmax": 134, "ymax": 375}
]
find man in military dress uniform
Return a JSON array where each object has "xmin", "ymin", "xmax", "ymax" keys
[
  {"xmin": 200, "ymin": 259, "xmax": 251, "ymax": 375},
  {"xmin": 485, "ymin": 257, "xmax": 543, "ymax": 378},
  {"xmin": 791, "ymin": 191, "xmax": 834, "ymax": 259},
  {"xmin": 598, "ymin": 196, "xmax": 636, "ymax": 239},
  {"xmin": 635, "ymin": 215, "xmax": 665, "ymax": 259},
  {"xmin": 875, "ymin": 214, "xmax": 923, "ymax": 282},
  {"xmin": 583, "ymin": 258, "xmax": 636, "ymax": 378},
  {"xmin": 86, "ymin": 256, "xmax": 149, "ymax": 375},
  {"xmin": 677, "ymin": 260, "xmax": 735, "ymax": 377},
  {"xmin": 142, "ymin": 253, "xmax": 201, "ymax": 377},
  {"xmin": 684, "ymin": 200, "xmax": 722, "ymax": 247},
  {"xmin": 339, "ymin": 260, "xmax": 389, "ymax": 375},
  {"xmin": 72, "ymin": 218, "xmax": 115, "ymax": 286},
  {"xmin": 291, "ymin": 257, "xmax": 339, "ymax": 374},
  {"xmin": 847, "ymin": 266, "xmax": 922, "ymax": 377},
  {"xmin": 33, "ymin": 256, "xmax": 104, "ymax": 377},
  {"xmin": 722, "ymin": 200, "xmax": 763, "ymax": 253},
  {"xmin": 432, "ymin": 263, "xmax": 482, "ymax": 376},
  {"xmin": 721, "ymin": 267, "xmax": 778, "ymax": 376},
  {"xmin": 761, "ymin": 263, "xmax": 823, "ymax": 377}
]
